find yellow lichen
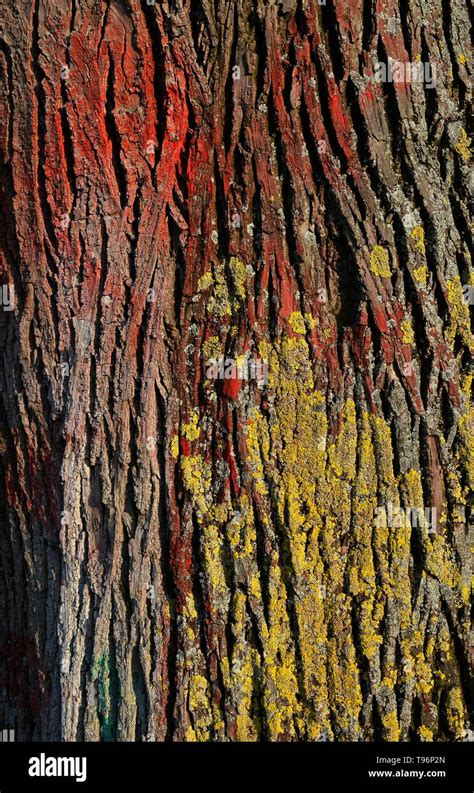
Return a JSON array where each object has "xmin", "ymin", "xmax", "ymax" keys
[
  {"xmin": 180, "ymin": 455, "xmax": 211, "ymax": 515},
  {"xmin": 228, "ymin": 256, "xmax": 248, "ymax": 301},
  {"xmin": 381, "ymin": 709, "xmax": 400, "ymax": 741},
  {"xmin": 370, "ymin": 245, "xmax": 391, "ymax": 277},
  {"xmin": 245, "ymin": 409, "xmax": 269, "ymax": 496},
  {"xmin": 182, "ymin": 410, "xmax": 200, "ymax": 442},
  {"xmin": 446, "ymin": 687, "xmax": 466, "ymax": 737},
  {"xmin": 187, "ymin": 674, "xmax": 213, "ymax": 739},
  {"xmin": 171, "ymin": 435, "xmax": 179, "ymax": 459},
  {"xmin": 401, "ymin": 318, "xmax": 415, "ymax": 344},
  {"xmin": 410, "ymin": 225, "xmax": 426, "ymax": 256},
  {"xmin": 205, "ymin": 264, "xmax": 231, "ymax": 317},
  {"xmin": 202, "ymin": 335, "xmax": 221, "ymax": 360},
  {"xmin": 413, "ymin": 265, "xmax": 428, "ymax": 286},
  {"xmin": 197, "ymin": 270, "xmax": 214, "ymax": 292},
  {"xmin": 445, "ymin": 275, "xmax": 472, "ymax": 347},
  {"xmin": 288, "ymin": 311, "xmax": 306, "ymax": 334},
  {"xmin": 418, "ymin": 725, "xmax": 433, "ymax": 741},
  {"xmin": 455, "ymin": 128, "xmax": 471, "ymax": 161}
]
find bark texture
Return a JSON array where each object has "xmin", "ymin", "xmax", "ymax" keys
[{"xmin": 0, "ymin": 0, "xmax": 472, "ymax": 741}]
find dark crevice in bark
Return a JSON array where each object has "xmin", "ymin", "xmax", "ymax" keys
[
  {"xmin": 0, "ymin": 40, "xmax": 14, "ymax": 163},
  {"xmin": 375, "ymin": 37, "xmax": 413, "ymax": 188},
  {"xmin": 105, "ymin": 47, "xmax": 128, "ymax": 210},
  {"xmin": 32, "ymin": 0, "xmax": 57, "ymax": 249},
  {"xmin": 419, "ymin": 27, "xmax": 439, "ymax": 131},
  {"xmin": 96, "ymin": 0, "xmax": 110, "ymax": 57},
  {"xmin": 252, "ymin": 501, "xmax": 271, "ymax": 627},
  {"xmin": 76, "ymin": 556, "xmax": 94, "ymax": 741},
  {"xmin": 127, "ymin": 185, "xmax": 141, "ymax": 284},
  {"xmin": 440, "ymin": 0, "xmax": 464, "ymax": 95},
  {"xmin": 154, "ymin": 384, "xmax": 178, "ymax": 740},
  {"xmin": 131, "ymin": 643, "xmax": 149, "ymax": 740},
  {"xmin": 190, "ymin": 0, "xmax": 212, "ymax": 74},
  {"xmin": 223, "ymin": 3, "xmax": 238, "ymax": 157},
  {"xmin": 298, "ymin": 90, "xmax": 325, "ymax": 190},
  {"xmin": 311, "ymin": 48, "xmax": 348, "ymax": 174},
  {"xmin": 398, "ymin": 0, "xmax": 413, "ymax": 59},
  {"xmin": 190, "ymin": 512, "xmax": 224, "ymax": 737},
  {"xmin": 361, "ymin": 0, "xmax": 377, "ymax": 54},
  {"xmin": 267, "ymin": 90, "xmax": 306, "ymax": 315},
  {"xmin": 108, "ymin": 617, "xmax": 120, "ymax": 740},
  {"xmin": 320, "ymin": 1, "xmax": 344, "ymax": 84},
  {"xmin": 167, "ymin": 208, "xmax": 186, "ymax": 331},
  {"xmin": 213, "ymin": 147, "xmax": 229, "ymax": 257},
  {"xmin": 141, "ymin": 0, "xmax": 166, "ymax": 169},
  {"xmin": 440, "ymin": 598, "xmax": 473, "ymax": 726},
  {"xmin": 253, "ymin": 2, "xmax": 267, "ymax": 107}
]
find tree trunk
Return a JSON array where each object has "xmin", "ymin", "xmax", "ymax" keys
[{"xmin": 0, "ymin": 0, "xmax": 471, "ymax": 742}]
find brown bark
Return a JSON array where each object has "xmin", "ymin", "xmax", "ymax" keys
[{"xmin": 0, "ymin": 0, "xmax": 472, "ymax": 741}]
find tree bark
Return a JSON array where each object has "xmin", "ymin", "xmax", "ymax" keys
[{"xmin": 0, "ymin": 0, "xmax": 472, "ymax": 742}]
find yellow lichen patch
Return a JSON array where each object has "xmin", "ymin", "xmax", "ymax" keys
[
  {"xmin": 262, "ymin": 559, "xmax": 302, "ymax": 739},
  {"xmin": 187, "ymin": 673, "xmax": 213, "ymax": 740},
  {"xmin": 180, "ymin": 454, "xmax": 211, "ymax": 515},
  {"xmin": 202, "ymin": 335, "xmax": 221, "ymax": 360},
  {"xmin": 425, "ymin": 534, "xmax": 461, "ymax": 590},
  {"xmin": 258, "ymin": 339, "xmax": 271, "ymax": 361},
  {"xmin": 288, "ymin": 311, "xmax": 306, "ymax": 334},
  {"xmin": 418, "ymin": 725, "xmax": 434, "ymax": 741},
  {"xmin": 370, "ymin": 245, "xmax": 391, "ymax": 277},
  {"xmin": 446, "ymin": 687, "xmax": 467, "ymax": 737},
  {"xmin": 235, "ymin": 353, "xmax": 247, "ymax": 374},
  {"xmin": 410, "ymin": 225, "xmax": 426, "ymax": 256},
  {"xmin": 199, "ymin": 258, "xmax": 249, "ymax": 319},
  {"xmin": 288, "ymin": 311, "xmax": 317, "ymax": 335},
  {"xmin": 241, "ymin": 331, "xmax": 338, "ymax": 736},
  {"xmin": 327, "ymin": 399, "xmax": 357, "ymax": 481},
  {"xmin": 457, "ymin": 53, "xmax": 468, "ymax": 65},
  {"xmin": 456, "ymin": 407, "xmax": 474, "ymax": 489},
  {"xmin": 327, "ymin": 627, "xmax": 363, "ymax": 737},
  {"xmin": 245, "ymin": 409, "xmax": 269, "ymax": 497},
  {"xmin": 228, "ymin": 256, "xmax": 248, "ymax": 301},
  {"xmin": 347, "ymin": 411, "xmax": 377, "ymax": 599},
  {"xmin": 205, "ymin": 263, "xmax": 232, "ymax": 317},
  {"xmin": 412, "ymin": 265, "xmax": 428, "ymax": 286},
  {"xmin": 171, "ymin": 435, "xmax": 179, "ymax": 459},
  {"xmin": 381, "ymin": 709, "xmax": 400, "ymax": 741},
  {"xmin": 197, "ymin": 270, "xmax": 214, "ymax": 292},
  {"xmin": 201, "ymin": 523, "xmax": 229, "ymax": 602},
  {"xmin": 370, "ymin": 416, "xmax": 396, "ymax": 592},
  {"xmin": 401, "ymin": 318, "xmax": 415, "ymax": 345},
  {"xmin": 225, "ymin": 496, "xmax": 257, "ymax": 561},
  {"xmin": 305, "ymin": 312, "xmax": 317, "ymax": 329},
  {"xmin": 445, "ymin": 275, "xmax": 472, "ymax": 347},
  {"xmin": 411, "ymin": 627, "xmax": 434, "ymax": 696},
  {"xmin": 402, "ymin": 469, "xmax": 423, "ymax": 509},
  {"xmin": 455, "ymin": 128, "xmax": 471, "ymax": 161},
  {"xmin": 227, "ymin": 590, "xmax": 260, "ymax": 741},
  {"xmin": 182, "ymin": 410, "xmax": 200, "ymax": 442},
  {"xmin": 370, "ymin": 415, "xmax": 397, "ymax": 492}
]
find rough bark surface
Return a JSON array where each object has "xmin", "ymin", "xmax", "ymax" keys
[{"xmin": 0, "ymin": 0, "xmax": 472, "ymax": 742}]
